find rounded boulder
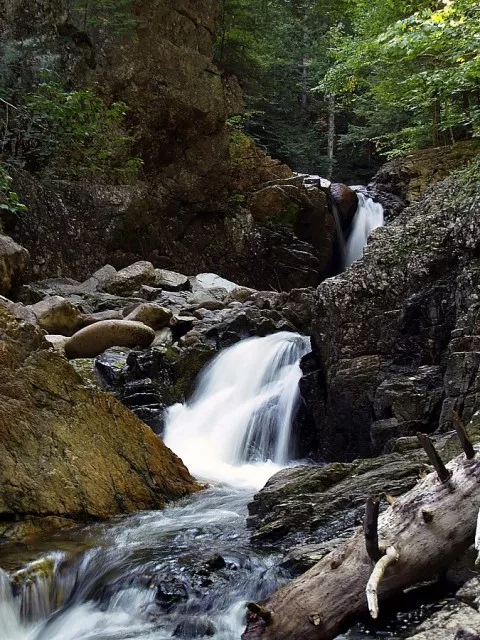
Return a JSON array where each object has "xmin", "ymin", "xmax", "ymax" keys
[{"xmin": 65, "ymin": 320, "xmax": 155, "ymax": 359}]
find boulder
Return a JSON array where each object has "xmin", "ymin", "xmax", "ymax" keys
[
  {"xmin": 329, "ymin": 183, "xmax": 358, "ymax": 225},
  {"xmin": 125, "ymin": 303, "xmax": 173, "ymax": 330},
  {"xmin": 30, "ymin": 295, "xmax": 84, "ymax": 336},
  {"xmin": 81, "ymin": 264, "xmax": 118, "ymax": 292},
  {"xmin": 65, "ymin": 320, "xmax": 155, "ymax": 359},
  {"xmin": 0, "ymin": 302, "xmax": 198, "ymax": 540},
  {"xmin": 0, "ymin": 234, "xmax": 29, "ymax": 296},
  {"xmin": 155, "ymin": 269, "xmax": 189, "ymax": 292},
  {"xmin": 104, "ymin": 261, "xmax": 156, "ymax": 296},
  {"xmin": 190, "ymin": 273, "xmax": 238, "ymax": 293}
]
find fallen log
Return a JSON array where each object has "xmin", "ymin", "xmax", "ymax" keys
[{"xmin": 242, "ymin": 435, "xmax": 480, "ymax": 640}]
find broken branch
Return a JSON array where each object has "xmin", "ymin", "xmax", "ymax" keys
[
  {"xmin": 453, "ymin": 411, "xmax": 475, "ymax": 460},
  {"xmin": 366, "ymin": 546, "xmax": 399, "ymax": 619},
  {"xmin": 364, "ymin": 497, "xmax": 382, "ymax": 562},
  {"xmin": 416, "ymin": 433, "xmax": 451, "ymax": 483}
]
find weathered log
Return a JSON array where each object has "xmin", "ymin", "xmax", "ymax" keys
[{"xmin": 242, "ymin": 445, "xmax": 480, "ymax": 640}]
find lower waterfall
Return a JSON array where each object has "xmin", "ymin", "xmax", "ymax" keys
[
  {"xmin": 164, "ymin": 331, "xmax": 311, "ymax": 489},
  {"xmin": 345, "ymin": 193, "xmax": 384, "ymax": 267},
  {"xmin": 1, "ymin": 332, "xmax": 310, "ymax": 640}
]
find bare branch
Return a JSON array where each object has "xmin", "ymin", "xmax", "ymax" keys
[
  {"xmin": 364, "ymin": 497, "xmax": 382, "ymax": 562},
  {"xmin": 416, "ymin": 433, "xmax": 451, "ymax": 483},
  {"xmin": 452, "ymin": 411, "xmax": 475, "ymax": 460},
  {"xmin": 366, "ymin": 546, "xmax": 399, "ymax": 619}
]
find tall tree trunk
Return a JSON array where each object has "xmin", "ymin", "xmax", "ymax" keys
[
  {"xmin": 301, "ymin": 26, "xmax": 309, "ymax": 111},
  {"xmin": 327, "ymin": 94, "xmax": 335, "ymax": 179}
]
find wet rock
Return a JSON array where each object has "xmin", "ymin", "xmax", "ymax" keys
[
  {"xmin": 173, "ymin": 616, "xmax": 216, "ymax": 638},
  {"xmin": 30, "ymin": 295, "xmax": 84, "ymax": 336},
  {"xmin": 0, "ymin": 234, "xmax": 29, "ymax": 296},
  {"xmin": 138, "ymin": 285, "xmax": 164, "ymax": 301},
  {"xmin": 330, "ymin": 183, "xmax": 358, "ymax": 224},
  {"xmin": 155, "ymin": 269, "xmax": 189, "ymax": 292},
  {"xmin": 0, "ymin": 301, "xmax": 199, "ymax": 539},
  {"xmin": 104, "ymin": 261, "xmax": 156, "ymax": 296},
  {"xmin": 125, "ymin": 303, "xmax": 173, "ymax": 330},
  {"xmin": 170, "ymin": 314, "xmax": 196, "ymax": 340},
  {"xmin": 65, "ymin": 320, "xmax": 154, "ymax": 359},
  {"xmin": 205, "ymin": 554, "xmax": 227, "ymax": 571},
  {"xmin": 95, "ymin": 347, "xmax": 131, "ymax": 388},
  {"xmin": 248, "ymin": 454, "xmax": 430, "ymax": 549},
  {"xmin": 156, "ymin": 576, "xmax": 189, "ymax": 611}
]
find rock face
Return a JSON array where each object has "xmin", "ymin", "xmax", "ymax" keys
[
  {"xmin": 368, "ymin": 140, "xmax": 480, "ymax": 218},
  {"xmin": 1, "ymin": 1, "xmax": 338, "ymax": 293},
  {"xmin": 0, "ymin": 234, "xmax": 29, "ymax": 296},
  {"xmin": 297, "ymin": 161, "xmax": 480, "ymax": 461},
  {"xmin": 0, "ymin": 302, "xmax": 199, "ymax": 539}
]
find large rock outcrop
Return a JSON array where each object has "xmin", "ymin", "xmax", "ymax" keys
[
  {"xmin": 298, "ymin": 160, "xmax": 480, "ymax": 461},
  {"xmin": 368, "ymin": 140, "xmax": 480, "ymax": 218},
  {"xmin": 1, "ymin": 1, "xmax": 336, "ymax": 292},
  {"xmin": 0, "ymin": 301, "xmax": 199, "ymax": 540}
]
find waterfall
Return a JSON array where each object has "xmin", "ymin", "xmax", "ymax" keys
[
  {"xmin": 345, "ymin": 193, "xmax": 384, "ymax": 267},
  {"xmin": 164, "ymin": 331, "xmax": 311, "ymax": 489}
]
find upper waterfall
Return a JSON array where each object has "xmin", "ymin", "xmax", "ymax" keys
[
  {"xmin": 345, "ymin": 193, "xmax": 384, "ymax": 267},
  {"xmin": 164, "ymin": 332, "xmax": 311, "ymax": 489}
]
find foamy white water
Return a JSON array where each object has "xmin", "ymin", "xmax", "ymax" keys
[
  {"xmin": 1, "ymin": 331, "xmax": 310, "ymax": 639},
  {"xmin": 164, "ymin": 332, "xmax": 310, "ymax": 489},
  {"xmin": 345, "ymin": 193, "xmax": 384, "ymax": 267}
]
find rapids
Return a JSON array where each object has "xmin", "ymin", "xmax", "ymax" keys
[{"xmin": 0, "ymin": 332, "xmax": 310, "ymax": 640}]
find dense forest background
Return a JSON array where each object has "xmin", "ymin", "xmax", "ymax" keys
[{"xmin": 216, "ymin": 0, "xmax": 480, "ymax": 180}]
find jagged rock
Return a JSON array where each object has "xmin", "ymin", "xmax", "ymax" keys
[
  {"xmin": 225, "ymin": 286, "xmax": 256, "ymax": 304},
  {"xmin": 82, "ymin": 265, "xmax": 118, "ymax": 292},
  {"xmin": 30, "ymin": 295, "xmax": 84, "ymax": 336},
  {"xmin": 104, "ymin": 261, "xmax": 156, "ymax": 296},
  {"xmin": 249, "ymin": 185, "xmax": 299, "ymax": 220},
  {"xmin": 190, "ymin": 273, "xmax": 238, "ymax": 292},
  {"xmin": 44, "ymin": 334, "xmax": 69, "ymax": 355},
  {"xmin": 125, "ymin": 303, "xmax": 173, "ymax": 330},
  {"xmin": 0, "ymin": 302, "xmax": 198, "ymax": 540},
  {"xmin": 155, "ymin": 269, "xmax": 190, "ymax": 292},
  {"xmin": 295, "ymin": 166, "xmax": 480, "ymax": 461},
  {"xmin": 0, "ymin": 296, "xmax": 37, "ymax": 326},
  {"xmin": 0, "ymin": 234, "xmax": 29, "ymax": 296},
  {"xmin": 65, "ymin": 320, "xmax": 155, "ymax": 359}
]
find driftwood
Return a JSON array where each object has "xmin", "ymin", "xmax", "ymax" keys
[{"xmin": 242, "ymin": 434, "xmax": 480, "ymax": 640}]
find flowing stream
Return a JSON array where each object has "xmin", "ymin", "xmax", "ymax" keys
[
  {"xmin": 345, "ymin": 193, "xmax": 384, "ymax": 267},
  {"xmin": 0, "ymin": 332, "xmax": 310, "ymax": 640}
]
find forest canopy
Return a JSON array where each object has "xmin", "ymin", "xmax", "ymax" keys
[{"xmin": 216, "ymin": 0, "xmax": 480, "ymax": 179}]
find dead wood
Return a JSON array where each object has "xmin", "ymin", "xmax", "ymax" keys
[{"xmin": 242, "ymin": 445, "xmax": 480, "ymax": 640}]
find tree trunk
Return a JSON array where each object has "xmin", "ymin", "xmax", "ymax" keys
[
  {"xmin": 327, "ymin": 94, "xmax": 335, "ymax": 179},
  {"xmin": 242, "ymin": 445, "xmax": 480, "ymax": 640}
]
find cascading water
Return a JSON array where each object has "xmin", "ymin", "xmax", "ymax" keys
[
  {"xmin": 345, "ymin": 193, "xmax": 384, "ymax": 267},
  {"xmin": 0, "ymin": 331, "xmax": 310, "ymax": 640},
  {"xmin": 164, "ymin": 331, "xmax": 311, "ymax": 489}
]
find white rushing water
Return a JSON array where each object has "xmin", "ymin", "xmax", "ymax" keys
[
  {"xmin": 1, "ymin": 331, "xmax": 310, "ymax": 640},
  {"xmin": 164, "ymin": 331, "xmax": 311, "ymax": 489},
  {"xmin": 345, "ymin": 193, "xmax": 384, "ymax": 267}
]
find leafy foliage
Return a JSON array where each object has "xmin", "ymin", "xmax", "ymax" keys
[
  {"xmin": 219, "ymin": 0, "xmax": 479, "ymax": 176},
  {"xmin": 1, "ymin": 80, "xmax": 142, "ymax": 183},
  {"xmin": 0, "ymin": 166, "xmax": 27, "ymax": 224},
  {"xmin": 68, "ymin": 0, "xmax": 137, "ymax": 36}
]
